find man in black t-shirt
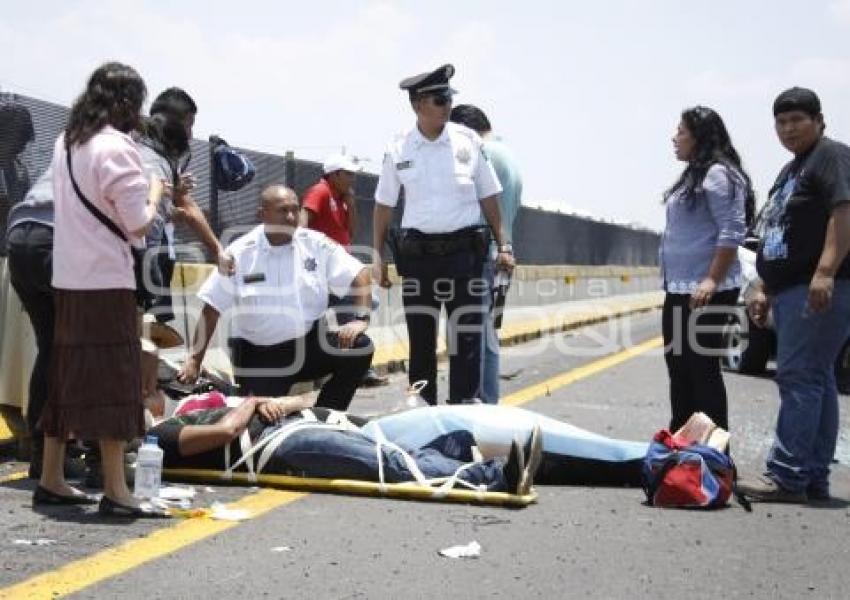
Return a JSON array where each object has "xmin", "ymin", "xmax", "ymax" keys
[{"xmin": 738, "ymin": 88, "xmax": 850, "ymax": 503}]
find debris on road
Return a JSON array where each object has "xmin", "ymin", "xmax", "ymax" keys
[
  {"xmin": 12, "ymin": 539, "xmax": 56, "ymax": 546},
  {"xmin": 499, "ymin": 368, "xmax": 524, "ymax": 381},
  {"xmin": 210, "ymin": 502, "xmax": 251, "ymax": 522},
  {"xmin": 158, "ymin": 485, "xmax": 196, "ymax": 502},
  {"xmin": 438, "ymin": 541, "xmax": 481, "ymax": 559}
]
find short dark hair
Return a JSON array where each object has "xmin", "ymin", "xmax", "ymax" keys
[
  {"xmin": 773, "ymin": 87, "xmax": 821, "ymax": 118},
  {"xmin": 150, "ymin": 87, "xmax": 197, "ymax": 119},
  {"xmin": 449, "ymin": 104, "xmax": 491, "ymax": 134}
]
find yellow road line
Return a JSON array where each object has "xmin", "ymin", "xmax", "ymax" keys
[
  {"xmin": 0, "ymin": 489, "xmax": 306, "ymax": 600},
  {"xmin": 0, "ymin": 471, "xmax": 27, "ymax": 484},
  {"xmin": 0, "ymin": 418, "xmax": 15, "ymax": 443},
  {"xmin": 0, "ymin": 335, "xmax": 662, "ymax": 600},
  {"xmin": 502, "ymin": 336, "xmax": 663, "ymax": 407}
]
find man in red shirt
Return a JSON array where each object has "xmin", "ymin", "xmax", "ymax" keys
[
  {"xmin": 301, "ymin": 154, "xmax": 387, "ymax": 387},
  {"xmin": 300, "ymin": 153, "xmax": 361, "ymax": 247}
]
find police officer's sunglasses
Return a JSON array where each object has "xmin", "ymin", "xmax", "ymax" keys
[{"xmin": 422, "ymin": 91, "xmax": 453, "ymax": 107}]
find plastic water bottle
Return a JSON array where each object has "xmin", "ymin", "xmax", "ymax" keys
[{"xmin": 134, "ymin": 435, "xmax": 163, "ymax": 499}]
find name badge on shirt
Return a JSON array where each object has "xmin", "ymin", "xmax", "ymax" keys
[
  {"xmin": 396, "ymin": 160, "xmax": 413, "ymax": 170},
  {"xmin": 243, "ymin": 272, "xmax": 266, "ymax": 284}
]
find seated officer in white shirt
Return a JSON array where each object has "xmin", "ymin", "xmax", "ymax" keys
[{"xmin": 178, "ymin": 185, "xmax": 374, "ymax": 410}]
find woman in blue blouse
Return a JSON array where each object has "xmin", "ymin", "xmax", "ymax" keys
[{"xmin": 660, "ymin": 106, "xmax": 753, "ymax": 431}]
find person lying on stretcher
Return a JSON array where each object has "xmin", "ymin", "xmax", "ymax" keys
[
  {"xmin": 145, "ymin": 388, "xmax": 650, "ymax": 490},
  {"xmin": 145, "ymin": 393, "xmax": 543, "ymax": 496}
]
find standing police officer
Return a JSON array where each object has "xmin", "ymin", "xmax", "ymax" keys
[{"xmin": 372, "ymin": 64, "xmax": 514, "ymax": 405}]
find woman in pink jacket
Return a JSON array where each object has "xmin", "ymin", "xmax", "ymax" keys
[{"xmin": 34, "ymin": 62, "xmax": 168, "ymax": 518}]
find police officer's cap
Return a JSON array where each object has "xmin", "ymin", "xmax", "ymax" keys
[{"xmin": 399, "ymin": 64, "xmax": 456, "ymax": 98}]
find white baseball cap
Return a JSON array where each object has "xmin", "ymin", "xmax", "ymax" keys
[{"xmin": 323, "ymin": 153, "xmax": 363, "ymax": 174}]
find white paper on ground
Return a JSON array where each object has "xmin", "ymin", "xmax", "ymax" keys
[
  {"xmin": 151, "ymin": 497, "xmax": 192, "ymax": 510},
  {"xmin": 209, "ymin": 502, "xmax": 251, "ymax": 521},
  {"xmin": 13, "ymin": 539, "xmax": 56, "ymax": 546},
  {"xmin": 158, "ymin": 486, "xmax": 196, "ymax": 501},
  {"xmin": 438, "ymin": 541, "xmax": 481, "ymax": 559}
]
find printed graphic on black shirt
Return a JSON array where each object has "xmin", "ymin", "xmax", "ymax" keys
[
  {"xmin": 759, "ymin": 174, "xmax": 798, "ymax": 261},
  {"xmin": 756, "ymin": 137, "xmax": 850, "ymax": 294}
]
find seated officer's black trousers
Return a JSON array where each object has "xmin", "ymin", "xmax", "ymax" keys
[
  {"xmin": 229, "ymin": 323, "xmax": 374, "ymax": 411},
  {"xmin": 401, "ymin": 272, "xmax": 486, "ymax": 405}
]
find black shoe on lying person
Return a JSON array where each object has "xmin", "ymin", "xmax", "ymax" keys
[
  {"xmin": 520, "ymin": 424, "xmax": 544, "ymax": 494},
  {"xmin": 502, "ymin": 424, "xmax": 543, "ymax": 496}
]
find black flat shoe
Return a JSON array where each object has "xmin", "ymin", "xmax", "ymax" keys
[
  {"xmin": 98, "ymin": 496, "xmax": 171, "ymax": 519},
  {"xmin": 361, "ymin": 369, "xmax": 389, "ymax": 388},
  {"xmin": 33, "ymin": 485, "xmax": 99, "ymax": 506}
]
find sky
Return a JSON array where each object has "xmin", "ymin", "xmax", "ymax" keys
[{"xmin": 2, "ymin": 0, "xmax": 849, "ymax": 231}]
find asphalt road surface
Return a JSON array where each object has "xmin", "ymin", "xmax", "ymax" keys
[{"xmin": 1, "ymin": 310, "xmax": 848, "ymax": 600}]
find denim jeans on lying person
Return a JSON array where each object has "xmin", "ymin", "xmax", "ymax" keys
[
  {"xmin": 767, "ymin": 280, "xmax": 850, "ymax": 493},
  {"xmin": 262, "ymin": 425, "xmax": 508, "ymax": 490}
]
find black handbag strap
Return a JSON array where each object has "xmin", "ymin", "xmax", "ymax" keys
[{"xmin": 65, "ymin": 148, "xmax": 129, "ymax": 243}]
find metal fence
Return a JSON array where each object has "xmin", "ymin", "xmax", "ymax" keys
[{"xmin": 1, "ymin": 91, "xmax": 659, "ymax": 266}]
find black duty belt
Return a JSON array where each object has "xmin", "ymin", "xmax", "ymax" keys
[{"xmin": 396, "ymin": 227, "xmax": 489, "ymax": 258}]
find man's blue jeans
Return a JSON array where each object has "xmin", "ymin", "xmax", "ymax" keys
[
  {"xmin": 266, "ymin": 427, "xmax": 508, "ymax": 490},
  {"xmin": 480, "ymin": 258, "xmax": 500, "ymax": 404},
  {"xmin": 767, "ymin": 280, "xmax": 850, "ymax": 492}
]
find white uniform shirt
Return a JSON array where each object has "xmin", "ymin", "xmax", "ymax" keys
[
  {"xmin": 198, "ymin": 225, "xmax": 365, "ymax": 346},
  {"xmin": 374, "ymin": 122, "xmax": 502, "ymax": 233}
]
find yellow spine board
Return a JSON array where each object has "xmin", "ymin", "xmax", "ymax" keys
[{"xmin": 163, "ymin": 468, "xmax": 537, "ymax": 507}]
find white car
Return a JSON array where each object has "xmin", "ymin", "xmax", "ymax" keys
[{"xmin": 722, "ymin": 245, "xmax": 850, "ymax": 394}]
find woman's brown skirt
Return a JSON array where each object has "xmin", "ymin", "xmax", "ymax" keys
[{"xmin": 40, "ymin": 289, "xmax": 144, "ymax": 441}]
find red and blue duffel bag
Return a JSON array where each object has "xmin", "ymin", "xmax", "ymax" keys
[{"xmin": 642, "ymin": 430, "xmax": 734, "ymax": 508}]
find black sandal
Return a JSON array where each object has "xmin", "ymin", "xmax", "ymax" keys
[
  {"xmin": 33, "ymin": 485, "xmax": 99, "ymax": 506},
  {"xmin": 98, "ymin": 496, "xmax": 171, "ymax": 519}
]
